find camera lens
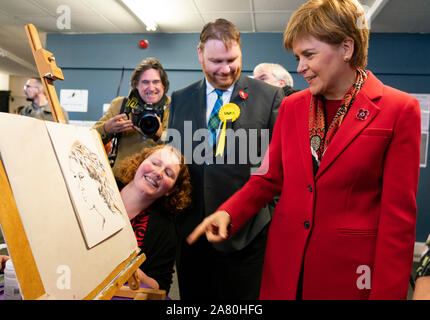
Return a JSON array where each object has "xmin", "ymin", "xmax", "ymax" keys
[{"xmin": 138, "ymin": 114, "xmax": 160, "ymax": 136}]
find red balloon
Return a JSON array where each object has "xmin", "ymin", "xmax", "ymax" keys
[{"xmin": 139, "ymin": 40, "xmax": 149, "ymax": 49}]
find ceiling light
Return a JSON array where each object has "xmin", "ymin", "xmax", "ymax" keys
[{"xmin": 121, "ymin": 0, "xmax": 158, "ymax": 31}]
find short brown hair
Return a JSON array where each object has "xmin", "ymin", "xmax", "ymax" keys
[
  {"xmin": 284, "ymin": 0, "xmax": 369, "ymax": 69},
  {"xmin": 116, "ymin": 145, "xmax": 191, "ymax": 213},
  {"xmin": 28, "ymin": 77, "xmax": 44, "ymax": 92},
  {"xmin": 198, "ymin": 18, "xmax": 241, "ymax": 51},
  {"xmin": 130, "ymin": 57, "xmax": 170, "ymax": 93}
]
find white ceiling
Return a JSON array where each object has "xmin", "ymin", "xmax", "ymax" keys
[{"xmin": 0, "ymin": 0, "xmax": 429, "ymax": 77}]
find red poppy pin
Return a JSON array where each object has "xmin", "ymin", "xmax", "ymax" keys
[
  {"xmin": 356, "ymin": 108, "xmax": 369, "ymax": 121},
  {"xmin": 239, "ymin": 90, "xmax": 248, "ymax": 100}
]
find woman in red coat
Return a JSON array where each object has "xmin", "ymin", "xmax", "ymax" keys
[{"xmin": 188, "ymin": 0, "xmax": 421, "ymax": 299}]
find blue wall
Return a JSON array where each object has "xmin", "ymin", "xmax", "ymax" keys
[{"xmin": 47, "ymin": 32, "xmax": 430, "ymax": 241}]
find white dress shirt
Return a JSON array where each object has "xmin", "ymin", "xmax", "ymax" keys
[{"xmin": 205, "ymin": 79, "xmax": 234, "ymax": 127}]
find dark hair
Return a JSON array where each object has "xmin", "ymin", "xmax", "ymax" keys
[
  {"xmin": 284, "ymin": 0, "xmax": 369, "ymax": 69},
  {"xmin": 198, "ymin": 18, "xmax": 241, "ymax": 51},
  {"xmin": 116, "ymin": 145, "xmax": 192, "ymax": 213},
  {"xmin": 130, "ymin": 57, "xmax": 170, "ymax": 93}
]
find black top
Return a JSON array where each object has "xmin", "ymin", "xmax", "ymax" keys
[
  {"xmin": 283, "ymin": 85, "xmax": 299, "ymax": 97},
  {"xmin": 117, "ymin": 180, "xmax": 177, "ymax": 294},
  {"xmin": 133, "ymin": 204, "xmax": 177, "ymax": 294}
]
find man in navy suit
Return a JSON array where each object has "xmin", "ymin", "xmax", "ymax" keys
[{"xmin": 168, "ymin": 18, "xmax": 284, "ymax": 300}]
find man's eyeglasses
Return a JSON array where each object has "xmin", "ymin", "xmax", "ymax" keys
[{"xmin": 24, "ymin": 84, "xmax": 36, "ymax": 90}]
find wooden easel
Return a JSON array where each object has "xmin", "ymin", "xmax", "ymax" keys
[
  {"xmin": 25, "ymin": 24, "xmax": 66, "ymax": 124},
  {"xmin": 0, "ymin": 24, "xmax": 165, "ymax": 300},
  {"xmin": 0, "ymin": 139, "xmax": 152, "ymax": 299}
]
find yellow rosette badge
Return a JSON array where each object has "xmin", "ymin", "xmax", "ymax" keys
[{"xmin": 216, "ymin": 103, "xmax": 241, "ymax": 157}]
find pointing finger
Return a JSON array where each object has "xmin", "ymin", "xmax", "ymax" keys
[{"xmin": 186, "ymin": 221, "xmax": 208, "ymax": 245}]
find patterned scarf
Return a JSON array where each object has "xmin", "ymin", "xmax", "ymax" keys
[{"xmin": 309, "ymin": 69, "xmax": 367, "ymax": 166}]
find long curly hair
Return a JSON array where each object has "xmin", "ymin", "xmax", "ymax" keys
[{"xmin": 116, "ymin": 145, "xmax": 191, "ymax": 214}]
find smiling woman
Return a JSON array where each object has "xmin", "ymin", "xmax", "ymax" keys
[
  {"xmin": 115, "ymin": 145, "xmax": 191, "ymax": 294},
  {"xmin": 187, "ymin": 0, "xmax": 422, "ymax": 300}
]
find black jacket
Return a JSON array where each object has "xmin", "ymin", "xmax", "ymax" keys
[
  {"xmin": 283, "ymin": 85, "xmax": 299, "ymax": 97},
  {"xmin": 168, "ymin": 75, "xmax": 284, "ymax": 252}
]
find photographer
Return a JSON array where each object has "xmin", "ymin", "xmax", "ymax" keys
[{"xmin": 93, "ymin": 57, "xmax": 170, "ymax": 178}]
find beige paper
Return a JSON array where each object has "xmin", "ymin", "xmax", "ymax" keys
[{"xmin": 45, "ymin": 122, "xmax": 126, "ymax": 249}]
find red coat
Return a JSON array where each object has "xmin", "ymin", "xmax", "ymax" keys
[{"xmin": 220, "ymin": 71, "xmax": 421, "ymax": 299}]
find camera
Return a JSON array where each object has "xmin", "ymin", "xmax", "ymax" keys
[{"xmin": 124, "ymin": 89, "xmax": 164, "ymax": 136}]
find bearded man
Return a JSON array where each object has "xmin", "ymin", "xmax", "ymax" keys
[{"xmin": 168, "ymin": 18, "xmax": 284, "ymax": 300}]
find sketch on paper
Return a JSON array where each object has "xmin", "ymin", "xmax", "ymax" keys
[
  {"xmin": 45, "ymin": 122, "xmax": 126, "ymax": 249},
  {"xmin": 68, "ymin": 141, "xmax": 122, "ymax": 230}
]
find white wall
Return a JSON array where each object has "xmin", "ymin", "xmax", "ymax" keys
[
  {"xmin": 0, "ymin": 72, "xmax": 9, "ymax": 90},
  {"xmin": 9, "ymin": 75, "xmax": 28, "ymax": 113}
]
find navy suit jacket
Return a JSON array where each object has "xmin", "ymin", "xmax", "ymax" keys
[{"xmin": 168, "ymin": 75, "xmax": 284, "ymax": 251}]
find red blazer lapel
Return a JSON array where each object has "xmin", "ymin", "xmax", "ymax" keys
[
  {"xmin": 294, "ymin": 93, "xmax": 315, "ymax": 185},
  {"xmin": 315, "ymin": 71, "xmax": 384, "ymax": 180}
]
